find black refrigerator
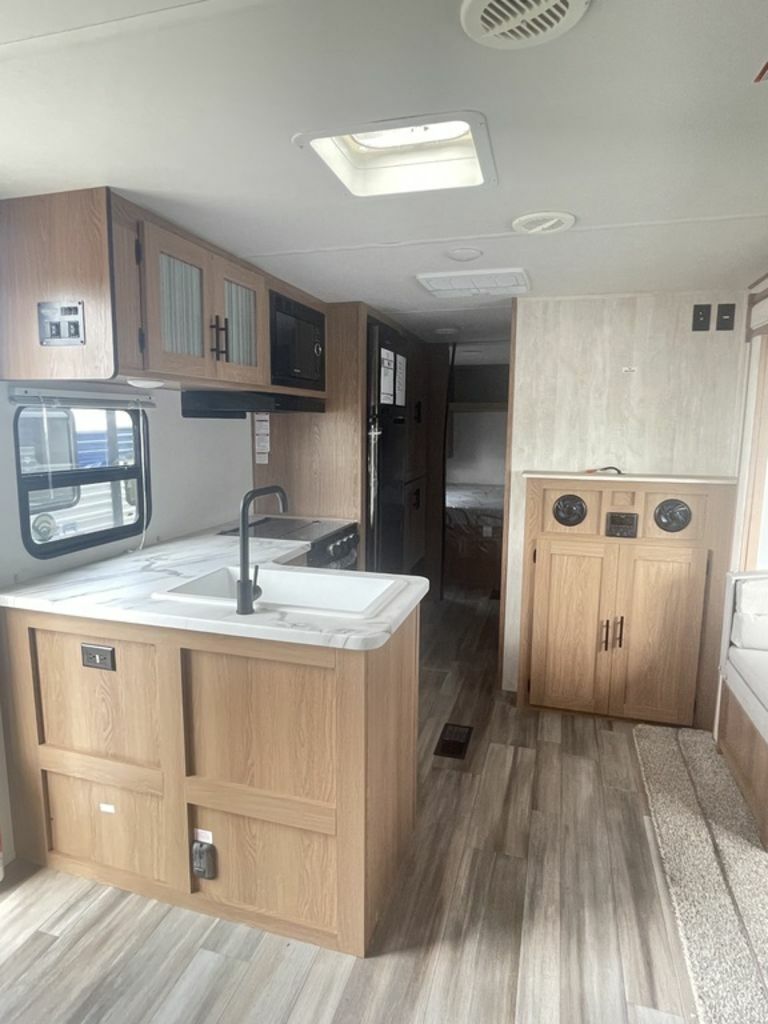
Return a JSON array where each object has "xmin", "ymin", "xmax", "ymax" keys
[{"xmin": 366, "ymin": 320, "xmax": 410, "ymax": 573}]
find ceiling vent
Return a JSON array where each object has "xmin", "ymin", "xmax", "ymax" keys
[
  {"xmin": 512, "ymin": 211, "xmax": 576, "ymax": 234},
  {"xmin": 460, "ymin": 0, "xmax": 591, "ymax": 50},
  {"xmin": 417, "ymin": 268, "xmax": 530, "ymax": 299}
]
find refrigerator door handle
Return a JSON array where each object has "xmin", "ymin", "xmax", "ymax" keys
[{"xmin": 368, "ymin": 416, "xmax": 382, "ymax": 538}]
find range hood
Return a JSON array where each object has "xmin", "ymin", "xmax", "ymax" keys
[{"xmin": 181, "ymin": 390, "xmax": 325, "ymax": 419}]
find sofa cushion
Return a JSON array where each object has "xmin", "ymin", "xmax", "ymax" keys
[
  {"xmin": 731, "ymin": 612, "xmax": 768, "ymax": 651},
  {"xmin": 736, "ymin": 577, "xmax": 768, "ymax": 615},
  {"xmin": 726, "ymin": 648, "xmax": 768, "ymax": 744}
]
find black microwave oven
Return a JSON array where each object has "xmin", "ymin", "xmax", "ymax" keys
[{"xmin": 269, "ymin": 291, "xmax": 326, "ymax": 391}]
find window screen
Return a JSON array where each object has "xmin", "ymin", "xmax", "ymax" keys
[{"xmin": 14, "ymin": 404, "xmax": 151, "ymax": 558}]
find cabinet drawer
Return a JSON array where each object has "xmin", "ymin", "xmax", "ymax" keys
[{"xmin": 46, "ymin": 772, "xmax": 165, "ymax": 881}]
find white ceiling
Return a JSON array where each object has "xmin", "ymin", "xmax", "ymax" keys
[{"xmin": 1, "ymin": 0, "xmax": 767, "ymax": 345}]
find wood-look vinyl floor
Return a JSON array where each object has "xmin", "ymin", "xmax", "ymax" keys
[{"xmin": 0, "ymin": 587, "xmax": 697, "ymax": 1024}]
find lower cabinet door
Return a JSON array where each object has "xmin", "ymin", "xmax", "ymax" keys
[
  {"xmin": 608, "ymin": 544, "xmax": 708, "ymax": 724},
  {"xmin": 530, "ymin": 537, "xmax": 619, "ymax": 715}
]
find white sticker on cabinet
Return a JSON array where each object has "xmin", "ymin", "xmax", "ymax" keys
[
  {"xmin": 193, "ymin": 828, "xmax": 213, "ymax": 844},
  {"xmin": 255, "ymin": 452, "xmax": 269, "ymax": 464},
  {"xmin": 380, "ymin": 348, "xmax": 395, "ymax": 405},
  {"xmin": 98, "ymin": 803, "xmax": 116, "ymax": 814}
]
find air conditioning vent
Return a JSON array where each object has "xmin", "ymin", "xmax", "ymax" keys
[
  {"xmin": 460, "ymin": 0, "xmax": 592, "ymax": 50},
  {"xmin": 417, "ymin": 268, "xmax": 530, "ymax": 298},
  {"xmin": 512, "ymin": 211, "xmax": 576, "ymax": 235}
]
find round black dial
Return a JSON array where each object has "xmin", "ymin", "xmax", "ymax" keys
[
  {"xmin": 552, "ymin": 494, "xmax": 588, "ymax": 527},
  {"xmin": 654, "ymin": 499, "xmax": 692, "ymax": 533}
]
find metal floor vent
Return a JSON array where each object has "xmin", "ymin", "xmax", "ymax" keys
[
  {"xmin": 460, "ymin": 0, "xmax": 592, "ymax": 50},
  {"xmin": 434, "ymin": 723, "xmax": 474, "ymax": 760}
]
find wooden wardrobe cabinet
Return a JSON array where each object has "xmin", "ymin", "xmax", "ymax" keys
[
  {"xmin": 522, "ymin": 475, "xmax": 736, "ymax": 727},
  {"xmin": 531, "ymin": 538, "xmax": 707, "ymax": 723}
]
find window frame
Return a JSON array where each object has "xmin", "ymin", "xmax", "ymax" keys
[{"xmin": 13, "ymin": 405, "xmax": 152, "ymax": 560}]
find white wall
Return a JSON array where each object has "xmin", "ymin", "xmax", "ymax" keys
[
  {"xmin": 0, "ymin": 384, "xmax": 253, "ymax": 864},
  {"xmin": 501, "ymin": 291, "xmax": 751, "ymax": 690},
  {"xmin": 447, "ymin": 410, "xmax": 507, "ymax": 485}
]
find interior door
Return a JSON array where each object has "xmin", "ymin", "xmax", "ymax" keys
[
  {"xmin": 211, "ymin": 256, "xmax": 269, "ymax": 387},
  {"xmin": 142, "ymin": 221, "xmax": 213, "ymax": 379},
  {"xmin": 608, "ymin": 544, "xmax": 707, "ymax": 724},
  {"xmin": 530, "ymin": 537, "xmax": 619, "ymax": 715}
]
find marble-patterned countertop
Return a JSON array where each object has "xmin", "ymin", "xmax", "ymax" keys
[{"xmin": 0, "ymin": 531, "xmax": 429, "ymax": 651}]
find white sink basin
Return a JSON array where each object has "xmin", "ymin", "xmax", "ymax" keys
[{"xmin": 154, "ymin": 566, "xmax": 406, "ymax": 619}]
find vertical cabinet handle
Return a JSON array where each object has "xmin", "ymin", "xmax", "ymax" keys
[
  {"xmin": 601, "ymin": 619, "xmax": 610, "ymax": 652},
  {"xmin": 615, "ymin": 615, "xmax": 625, "ymax": 649},
  {"xmin": 210, "ymin": 315, "xmax": 227, "ymax": 359}
]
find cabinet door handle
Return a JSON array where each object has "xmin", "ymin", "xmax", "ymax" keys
[
  {"xmin": 210, "ymin": 315, "xmax": 227, "ymax": 359},
  {"xmin": 601, "ymin": 619, "xmax": 610, "ymax": 652},
  {"xmin": 616, "ymin": 615, "xmax": 625, "ymax": 649}
]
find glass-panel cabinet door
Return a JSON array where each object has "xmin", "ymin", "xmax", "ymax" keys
[
  {"xmin": 212, "ymin": 256, "xmax": 269, "ymax": 386},
  {"xmin": 142, "ymin": 222, "xmax": 213, "ymax": 378}
]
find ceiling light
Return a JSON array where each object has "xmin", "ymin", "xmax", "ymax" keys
[
  {"xmin": 418, "ymin": 268, "xmax": 530, "ymax": 299},
  {"xmin": 447, "ymin": 247, "xmax": 484, "ymax": 262},
  {"xmin": 434, "ymin": 327, "xmax": 459, "ymax": 335},
  {"xmin": 512, "ymin": 211, "xmax": 576, "ymax": 235},
  {"xmin": 293, "ymin": 111, "xmax": 496, "ymax": 198}
]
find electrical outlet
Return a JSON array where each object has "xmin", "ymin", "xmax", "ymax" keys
[{"xmin": 81, "ymin": 643, "xmax": 116, "ymax": 671}]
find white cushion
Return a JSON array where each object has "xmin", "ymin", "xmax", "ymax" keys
[
  {"xmin": 735, "ymin": 577, "xmax": 768, "ymax": 615},
  {"xmin": 731, "ymin": 612, "xmax": 768, "ymax": 651}
]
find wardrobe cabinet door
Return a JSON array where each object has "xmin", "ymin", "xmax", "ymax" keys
[
  {"xmin": 530, "ymin": 537, "xmax": 619, "ymax": 715},
  {"xmin": 608, "ymin": 544, "xmax": 707, "ymax": 725}
]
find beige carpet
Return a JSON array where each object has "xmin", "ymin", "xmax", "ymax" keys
[{"xmin": 634, "ymin": 725, "xmax": 768, "ymax": 1024}]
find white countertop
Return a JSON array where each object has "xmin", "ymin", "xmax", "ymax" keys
[
  {"xmin": 523, "ymin": 471, "xmax": 738, "ymax": 485},
  {"xmin": 0, "ymin": 532, "xmax": 429, "ymax": 651}
]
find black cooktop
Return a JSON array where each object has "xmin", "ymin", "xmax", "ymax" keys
[{"xmin": 219, "ymin": 516, "xmax": 355, "ymax": 545}]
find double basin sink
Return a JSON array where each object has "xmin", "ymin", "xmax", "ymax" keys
[{"xmin": 154, "ymin": 565, "xmax": 406, "ymax": 619}]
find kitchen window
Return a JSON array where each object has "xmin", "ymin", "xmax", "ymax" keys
[{"xmin": 14, "ymin": 403, "xmax": 151, "ymax": 558}]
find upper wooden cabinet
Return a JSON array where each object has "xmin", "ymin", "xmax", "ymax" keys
[
  {"xmin": 141, "ymin": 224, "xmax": 270, "ymax": 386},
  {"xmin": 142, "ymin": 222, "xmax": 213, "ymax": 379},
  {"xmin": 0, "ymin": 188, "xmax": 117, "ymax": 381},
  {"xmin": 0, "ymin": 186, "xmax": 319, "ymax": 395}
]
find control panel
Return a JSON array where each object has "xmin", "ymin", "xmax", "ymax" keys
[
  {"xmin": 38, "ymin": 300, "xmax": 86, "ymax": 347},
  {"xmin": 605, "ymin": 512, "xmax": 639, "ymax": 539}
]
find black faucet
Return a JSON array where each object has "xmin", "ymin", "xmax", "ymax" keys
[{"xmin": 236, "ymin": 486, "xmax": 288, "ymax": 614}]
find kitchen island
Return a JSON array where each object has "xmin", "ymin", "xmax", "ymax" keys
[{"xmin": 0, "ymin": 532, "xmax": 428, "ymax": 956}]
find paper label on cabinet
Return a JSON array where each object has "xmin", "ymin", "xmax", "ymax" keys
[
  {"xmin": 193, "ymin": 828, "xmax": 213, "ymax": 844},
  {"xmin": 396, "ymin": 354, "xmax": 407, "ymax": 406},
  {"xmin": 380, "ymin": 348, "xmax": 395, "ymax": 405},
  {"xmin": 255, "ymin": 452, "xmax": 269, "ymax": 464},
  {"xmin": 254, "ymin": 413, "xmax": 270, "ymax": 435},
  {"xmin": 254, "ymin": 435, "xmax": 270, "ymax": 453},
  {"xmin": 98, "ymin": 803, "xmax": 116, "ymax": 814}
]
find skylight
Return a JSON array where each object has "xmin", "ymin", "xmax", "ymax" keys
[{"xmin": 293, "ymin": 112, "xmax": 496, "ymax": 198}]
